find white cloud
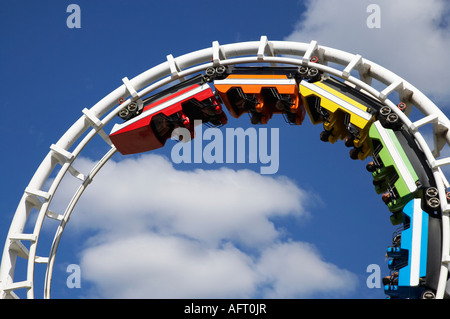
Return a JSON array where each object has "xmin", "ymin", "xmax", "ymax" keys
[
  {"xmin": 50, "ymin": 154, "xmax": 358, "ymax": 298},
  {"xmin": 285, "ymin": 0, "xmax": 450, "ymax": 105},
  {"xmin": 80, "ymin": 233, "xmax": 260, "ymax": 299},
  {"xmin": 62, "ymin": 154, "xmax": 307, "ymax": 247},
  {"xmin": 79, "ymin": 233, "xmax": 358, "ymax": 299},
  {"xmin": 256, "ymin": 241, "xmax": 357, "ymax": 298}
]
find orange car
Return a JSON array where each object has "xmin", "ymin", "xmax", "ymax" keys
[{"xmin": 213, "ymin": 67, "xmax": 306, "ymax": 125}]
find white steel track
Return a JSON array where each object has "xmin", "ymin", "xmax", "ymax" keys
[{"xmin": 1, "ymin": 36, "xmax": 449, "ymax": 299}]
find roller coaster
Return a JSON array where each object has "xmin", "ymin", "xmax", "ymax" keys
[{"xmin": 1, "ymin": 37, "xmax": 449, "ymax": 299}]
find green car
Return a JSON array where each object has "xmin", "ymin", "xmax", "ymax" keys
[{"xmin": 368, "ymin": 121, "xmax": 419, "ymax": 213}]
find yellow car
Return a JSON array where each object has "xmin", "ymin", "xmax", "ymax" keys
[{"xmin": 300, "ymin": 77, "xmax": 383, "ymax": 160}]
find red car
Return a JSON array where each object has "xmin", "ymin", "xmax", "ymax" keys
[{"xmin": 109, "ymin": 76, "xmax": 227, "ymax": 155}]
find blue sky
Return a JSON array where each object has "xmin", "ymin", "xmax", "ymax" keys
[{"xmin": 1, "ymin": 0, "xmax": 450, "ymax": 299}]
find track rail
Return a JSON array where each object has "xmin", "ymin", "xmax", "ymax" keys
[{"xmin": 1, "ymin": 36, "xmax": 449, "ymax": 299}]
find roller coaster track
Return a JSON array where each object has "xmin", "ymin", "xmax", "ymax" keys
[{"xmin": 0, "ymin": 36, "xmax": 449, "ymax": 299}]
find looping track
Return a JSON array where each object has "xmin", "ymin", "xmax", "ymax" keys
[{"xmin": 1, "ymin": 36, "xmax": 449, "ymax": 299}]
